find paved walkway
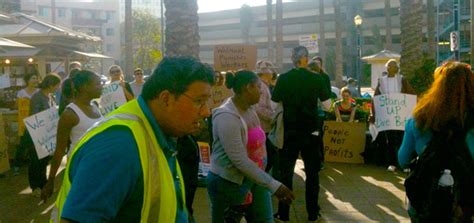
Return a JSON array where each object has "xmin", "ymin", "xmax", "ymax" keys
[{"xmin": 0, "ymin": 161, "xmax": 410, "ymax": 222}]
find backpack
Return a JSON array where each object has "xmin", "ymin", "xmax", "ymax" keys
[{"xmin": 404, "ymin": 126, "xmax": 474, "ymax": 222}]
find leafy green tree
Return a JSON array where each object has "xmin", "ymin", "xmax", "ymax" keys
[{"xmin": 131, "ymin": 10, "xmax": 162, "ymax": 71}]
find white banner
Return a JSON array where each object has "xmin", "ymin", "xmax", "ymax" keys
[
  {"xmin": 299, "ymin": 34, "xmax": 318, "ymax": 54},
  {"xmin": 98, "ymin": 81, "xmax": 127, "ymax": 115},
  {"xmin": 0, "ymin": 73, "xmax": 11, "ymax": 89},
  {"xmin": 374, "ymin": 93, "xmax": 417, "ymax": 132},
  {"xmin": 23, "ymin": 107, "xmax": 59, "ymax": 159}
]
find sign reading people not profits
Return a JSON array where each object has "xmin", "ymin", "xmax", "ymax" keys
[
  {"xmin": 374, "ymin": 93, "xmax": 417, "ymax": 132},
  {"xmin": 323, "ymin": 121, "xmax": 366, "ymax": 164},
  {"xmin": 214, "ymin": 45, "xmax": 257, "ymax": 71}
]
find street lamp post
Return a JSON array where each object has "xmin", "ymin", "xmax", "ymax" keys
[{"xmin": 354, "ymin": 15, "xmax": 363, "ymax": 96}]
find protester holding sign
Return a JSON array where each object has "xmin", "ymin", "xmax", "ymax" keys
[
  {"xmin": 41, "ymin": 70, "xmax": 103, "ymax": 202},
  {"xmin": 12, "ymin": 73, "xmax": 39, "ymax": 175},
  {"xmin": 371, "ymin": 59, "xmax": 415, "ymax": 172},
  {"xmin": 208, "ymin": 71, "xmax": 294, "ymax": 223},
  {"xmin": 398, "ymin": 61, "xmax": 474, "ymax": 222},
  {"xmin": 108, "ymin": 65, "xmax": 134, "ymax": 101},
  {"xmin": 334, "ymin": 87, "xmax": 356, "ymax": 122},
  {"xmin": 28, "ymin": 73, "xmax": 61, "ymax": 197}
]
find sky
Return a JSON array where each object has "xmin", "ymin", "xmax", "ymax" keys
[{"xmin": 197, "ymin": 0, "xmax": 294, "ymax": 13}]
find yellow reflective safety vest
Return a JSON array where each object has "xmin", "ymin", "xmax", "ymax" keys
[{"xmin": 51, "ymin": 100, "xmax": 186, "ymax": 222}]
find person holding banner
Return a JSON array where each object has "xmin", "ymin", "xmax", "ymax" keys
[
  {"xmin": 28, "ymin": 73, "xmax": 61, "ymax": 197},
  {"xmin": 334, "ymin": 87, "xmax": 356, "ymax": 122},
  {"xmin": 398, "ymin": 61, "xmax": 474, "ymax": 221},
  {"xmin": 371, "ymin": 59, "xmax": 415, "ymax": 172},
  {"xmin": 12, "ymin": 72, "xmax": 39, "ymax": 175},
  {"xmin": 52, "ymin": 57, "xmax": 214, "ymax": 222},
  {"xmin": 208, "ymin": 70, "xmax": 294, "ymax": 223},
  {"xmin": 272, "ymin": 46, "xmax": 331, "ymax": 222},
  {"xmin": 108, "ymin": 65, "xmax": 135, "ymax": 101},
  {"xmin": 41, "ymin": 70, "xmax": 103, "ymax": 201}
]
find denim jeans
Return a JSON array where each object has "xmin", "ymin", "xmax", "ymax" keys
[{"xmin": 207, "ymin": 172, "xmax": 273, "ymax": 223}]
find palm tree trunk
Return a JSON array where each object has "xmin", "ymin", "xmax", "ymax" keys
[
  {"xmin": 384, "ymin": 0, "xmax": 392, "ymax": 50},
  {"xmin": 319, "ymin": 0, "xmax": 325, "ymax": 64},
  {"xmin": 470, "ymin": 0, "xmax": 474, "ymax": 66},
  {"xmin": 400, "ymin": 0, "xmax": 423, "ymax": 79},
  {"xmin": 334, "ymin": 0, "xmax": 343, "ymax": 87},
  {"xmin": 275, "ymin": 0, "xmax": 283, "ymax": 69},
  {"xmin": 267, "ymin": 0, "xmax": 274, "ymax": 62},
  {"xmin": 427, "ymin": 0, "xmax": 436, "ymax": 60},
  {"xmin": 124, "ymin": 0, "xmax": 133, "ymax": 79},
  {"xmin": 164, "ymin": 0, "xmax": 200, "ymax": 59}
]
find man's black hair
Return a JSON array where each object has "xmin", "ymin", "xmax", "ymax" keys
[{"xmin": 142, "ymin": 56, "xmax": 215, "ymax": 101}]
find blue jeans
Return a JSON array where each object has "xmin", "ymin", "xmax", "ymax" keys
[{"xmin": 207, "ymin": 172, "xmax": 273, "ymax": 223}]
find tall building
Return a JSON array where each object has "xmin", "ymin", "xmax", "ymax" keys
[{"xmin": 20, "ymin": 0, "xmax": 121, "ymax": 74}]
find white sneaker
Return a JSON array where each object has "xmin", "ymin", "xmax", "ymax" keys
[
  {"xmin": 387, "ymin": 165, "xmax": 397, "ymax": 172},
  {"xmin": 32, "ymin": 188, "xmax": 41, "ymax": 198},
  {"xmin": 403, "ymin": 168, "xmax": 410, "ymax": 173}
]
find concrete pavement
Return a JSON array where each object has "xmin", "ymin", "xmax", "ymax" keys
[{"xmin": 0, "ymin": 161, "xmax": 410, "ymax": 222}]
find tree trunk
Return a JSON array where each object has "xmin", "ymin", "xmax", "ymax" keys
[
  {"xmin": 427, "ymin": 0, "xmax": 436, "ymax": 60},
  {"xmin": 334, "ymin": 0, "xmax": 344, "ymax": 87},
  {"xmin": 275, "ymin": 0, "xmax": 283, "ymax": 69},
  {"xmin": 124, "ymin": 0, "xmax": 133, "ymax": 79},
  {"xmin": 400, "ymin": 0, "xmax": 423, "ymax": 79},
  {"xmin": 384, "ymin": 0, "xmax": 392, "ymax": 50},
  {"xmin": 164, "ymin": 0, "xmax": 200, "ymax": 59},
  {"xmin": 470, "ymin": 0, "xmax": 474, "ymax": 66},
  {"xmin": 267, "ymin": 0, "xmax": 274, "ymax": 62},
  {"xmin": 318, "ymin": 0, "xmax": 325, "ymax": 64}
]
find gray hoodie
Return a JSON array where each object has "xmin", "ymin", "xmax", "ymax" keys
[{"xmin": 211, "ymin": 98, "xmax": 281, "ymax": 193}]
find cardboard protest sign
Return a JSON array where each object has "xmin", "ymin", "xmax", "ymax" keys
[
  {"xmin": 0, "ymin": 73, "xmax": 11, "ymax": 89},
  {"xmin": 23, "ymin": 107, "xmax": 59, "ymax": 159},
  {"xmin": 209, "ymin": 85, "xmax": 234, "ymax": 110},
  {"xmin": 323, "ymin": 121, "xmax": 366, "ymax": 164},
  {"xmin": 0, "ymin": 114, "xmax": 10, "ymax": 173},
  {"xmin": 98, "ymin": 81, "xmax": 127, "ymax": 115},
  {"xmin": 198, "ymin": 141, "xmax": 211, "ymax": 177},
  {"xmin": 374, "ymin": 93, "xmax": 417, "ymax": 132},
  {"xmin": 214, "ymin": 45, "xmax": 257, "ymax": 71},
  {"xmin": 17, "ymin": 98, "xmax": 30, "ymax": 136}
]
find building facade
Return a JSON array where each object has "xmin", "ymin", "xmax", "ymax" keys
[{"xmin": 20, "ymin": 0, "xmax": 121, "ymax": 74}]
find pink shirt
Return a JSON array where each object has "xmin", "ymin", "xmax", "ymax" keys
[{"xmin": 247, "ymin": 126, "xmax": 267, "ymax": 170}]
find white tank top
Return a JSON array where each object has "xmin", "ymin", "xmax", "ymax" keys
[{"xmin": 66, "ymin": 103, "xmax": 102, "ymax": 156}]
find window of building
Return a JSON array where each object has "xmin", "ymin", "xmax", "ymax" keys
[
  {"xmin": 106, "ymin": 28, "xmax": 114, "ymax": 36},
  {"xmin": 88, "ymin": 10, "xmax": 97, "ymax": 19},
  {"xmin": 106, "ymin": 44, "xmax": 114, "ymax": 52},
  {"xmin": 39, "ymin": 6, "xmax": 49, "ymax": 17},
  {"xmin": 58, "ymin": 8, "xmax": 66, "ymax": 17},
  {"xmin": 106, "ymin": 11, "xmax": 114, "ymax": 21}
]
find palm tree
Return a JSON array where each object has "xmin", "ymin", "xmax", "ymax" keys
[
  {"xmin": 427, "ymin": 0, "xmax": 436, "ymax": 60},
  {"xmin": 275, "ymin": 0, "xmax": 283, "ymax": 69},
  {"xmin": 164, "ymin": 0, "xmax": 200, "ymax": 59},
  {"xmin": 384, "ymin": 0, "xmax": 392, "ymax": 50},
  {"xmin": 334, "ymin": 0, "xmax": 343, "ymax": 87},
  {"xmin": 400, "ymin": 0, "xmax": 423, "ymax": 79},
  {"xmin": 319, "ymin": 0, "xmax": 325, "ymax": 64},
  {"xmin": 471, "ymin": 0, "xmax": 474, "ymax": 66},
  {"xmin": 267, "ymin": 0, "xmax": 274, "ymax": 62},
  {"xmin": 240, "ymin": 4, "xmax": 253, "ymax": 44},
  {"xmin": 124, "ymin": 0, "xmax": 133, "ymax": 79}
]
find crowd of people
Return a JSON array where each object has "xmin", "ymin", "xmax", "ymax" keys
[{"xmin": 6, "ymin": 44, "xmax": 474, "ymax": 222}]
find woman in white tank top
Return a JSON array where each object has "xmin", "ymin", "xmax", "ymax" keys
[{"xmin": 41, "ymin": 70, "xmax": 103, "ymax": 201}]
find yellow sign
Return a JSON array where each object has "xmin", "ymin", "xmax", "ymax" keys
[
  {"xmin": 214, "ymin": 45, "xmax": 257, "ymax": 71},
  {"xmin": 17, "ymin": 97, "xmax": 30, "ymax": 136},
  {"xmin": 209, "ymin": 85, "xmax": 234, "ymax": 110},
  {"xmin": 323, "ymin": 121, "xmax": 366, "ymax": 164},
  {"xmin": 0, "ymin": 114, "xmax": 10, "ymax": 173}
]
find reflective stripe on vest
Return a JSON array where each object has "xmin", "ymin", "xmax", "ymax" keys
[{"xmin": 51, "ymin": 100, "xmax": 185, "ymax": 222}]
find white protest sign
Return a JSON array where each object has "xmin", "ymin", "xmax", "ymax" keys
[
  {"xmin": 98, "ymin": 81, "xmax": 127, "ymax": 115},
  {"xmin": 23, "ymin": 107, "xmax": 59, "ymax": 159},
  {"xmin": 0, "ymin": 73, "xmax": 11, "ymax": 89},
  {"xmin": 374, "ymin": 93, "xmax": 417, "ymax": 132},
  {"xmin": 299, "ymin": 34, "xmax": 318, "ymax": 53}
]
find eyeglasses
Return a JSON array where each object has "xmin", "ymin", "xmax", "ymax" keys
[
  {"xmin": 110, "ymin": 70, "xmax": 121, "ymax": 74},
  {"xmin": 135, "ymin": 72, "xmax": 143, "ymax": 76},
  {"xmin": 181, "ymin": 93, "xmax": 210, "ymax": 110}
]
